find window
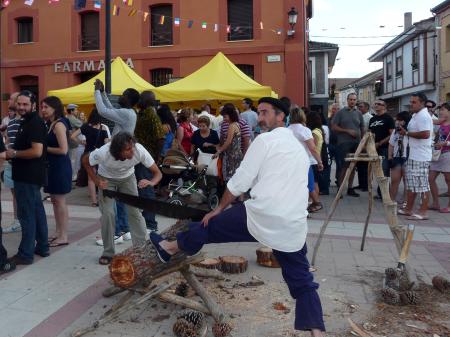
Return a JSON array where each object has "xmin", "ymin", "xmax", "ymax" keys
[
  {"xmin": 76, "ymin": 71, "xmax": 99, "ymax": 84},
  {"xmin": 227, "ymin": 0, "xmax": 253, "ymax": 41},
  {"xmin": 309, "ymin": 58, "xmax": 316, "ymax": 94},
  {"xmin": 151, "ymin": 68, "xmax": 172, "ymax": 87},
  {"xmin": 16, "ymin": 17, "xmax": 33, "ymax": 43},
  {"xmin": 395, "ymin": 55, "xmax": 402, "ymax": 76},
  {"xmin": 446, "ymin": 25, "xmax": 450, "ymax": 52},
  {"xmin": 412, "ymin": 47, "xmax": 419, "ymax": 70},
  {"xmin": 386, "ymin": 61, "xmax": 392, "ymax": 80},
  {"xmin": 80, "ymin": 12, "xmax": 99, "ymax": 51},
  {"xmin": 150, "ymin": 5, "xmax": 173, "ymax": 46},
  {"xmin": 236, "ymin": 64, "xmax": 254, "ymax": 79}
]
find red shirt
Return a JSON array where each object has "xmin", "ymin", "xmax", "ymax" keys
[{"xmin": 179, "ymin": 122, "xmax": 193, "ymax": 154}]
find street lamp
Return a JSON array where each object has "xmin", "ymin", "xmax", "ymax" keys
[{"xmin": 287, "ymin": 7, "xmax": 298, "ymax": 37}]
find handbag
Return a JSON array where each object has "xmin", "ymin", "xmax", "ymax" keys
[{"xmin": 431, "ymin": 131, "xmax": 450, "ymax": 162}]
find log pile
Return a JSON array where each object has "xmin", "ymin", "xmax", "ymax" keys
[
  {"xmin": 256, "ymin": 247, "xmax": 280, "ymax": 268},
  {"xmin": 219, "ymin": 256, "xmax": 248, "ymax": 274}
]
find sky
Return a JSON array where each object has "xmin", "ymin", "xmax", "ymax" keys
[{"xmin": 309, "ymin": 0, "xmax": 440, "ymax": 78}]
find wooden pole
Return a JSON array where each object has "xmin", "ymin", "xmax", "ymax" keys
[
  {"xmin": 360, "ymin": 162, "xmax": 373, "ymax": 251},
  {"xmin": 159, "ymin": 292, "xmax": 211, "ymax": 314}
]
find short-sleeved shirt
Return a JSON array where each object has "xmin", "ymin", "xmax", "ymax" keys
[
  {"xmin": 6, "ymin": 117, "xmax": 22, "ymax": 149},
  {"xmin": 312, "ymin": 128, "xmax": 324, "ymax": 157},
  {"xmin": 240, "ymin": 110, "xmax": 258, "ymax": 138},
  {"xmin": 80, "ymin": 123, "xmax": 109, "ymax": 153},
  {"xmin": 369, "ymin": 113, "xmax": 395, "ymax": 149},
  {"xmin": 89, "ymin": 143, "xmax": 155, "ymax": 179},
  {"xmin": 407, "ymin": 108, "xmax": 433, "ymax": 162},
  {"xmin": 389, "ymin": 130, "xmax": 407, "ymax": 158},
  {"xmin": 288, "ymin": 123, "xmax": 317, "ymax": 165},
  {"xmin": 12, "ymin": 112, "xmax": 47, "ymax": 186},
  {"xmin": 191, "ymin": 129, "xmax": 220, "ymax": 154},
  {"xmin": 220, "ymin": 118, "xmax": 251, "ymax": 153},
  {"xmin": 332, "ymin": 107, "xmax": 364, "ymax": 144}
]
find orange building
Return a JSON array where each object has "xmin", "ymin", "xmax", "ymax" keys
[{"xmin": 1, "ymin": 0, "xmax": 312, "ymax": 111}]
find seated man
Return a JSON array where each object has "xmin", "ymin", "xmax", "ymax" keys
[
  {"xmin": 149, "ymin": 98, "xmax": 325, "ymax": 336},
  {"xmin": 83, "ymin": 132, "xmax": 162, "ymax": 265}
]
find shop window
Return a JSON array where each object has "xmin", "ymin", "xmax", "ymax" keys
[
  {"xmin": 395, "ymin": 55, "xmax": 402, "ymax": 76},
  {"xmin": 150, "ymin": 4, "xmax": 173, "ymax": 46},
  {"xmin": 227, "ymin": 0, "xmax": 253, "ymax": 41},
  {"xmin": 236, "ymin": 64, "xmax": 254, "ymax": 79},
  {"xmin": 80, "ymin": 12, "xmax": 100, "ymax": 51},
  {"xmin": 412, "ymin": 47, "xmax": 419, "ymax": 70},
  {"xmin": 151, "ymin": 68, "xmax": 173, "ymax": 87},
  {"xmin": 16, "ymin": 17, "xmax": 33, "ymax": 43}
]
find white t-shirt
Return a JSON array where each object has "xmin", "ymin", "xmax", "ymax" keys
[
  {"xmin": 407, "ymin": 107, "xmax": 433, "ymax": 162},
  {"xmin": 322, "ymin": 125, "xmax": 330, "ymax": 145},
  {"xmin": 389, "ymin": 130, "xmax": 406, "ymax": 158},
  {"xmin": 227, "ymin": 127, "xmax": 309, "ymax": 252},
  {"xmin": 89, "ymin": 143, "xmax": 155, "ymax": 179},
  {"xmin": 288, "ymin": 123, "xmax": 317, "ymax": 165}
]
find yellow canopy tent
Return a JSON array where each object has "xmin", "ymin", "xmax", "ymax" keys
[
  {"xmin": 153, "ymin": 52, "xmax": 277, "ymax": 107},
  {"xmin": 48, "ymin": 57, "xmax": 155, "ymax": 105}
]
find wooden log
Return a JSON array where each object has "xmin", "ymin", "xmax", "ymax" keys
[
  {"xmin": 191, "ymin": 266, "xmax": 225, "ymax": 280},
  {"xmin": 194, "ymin": 258, "xmax": 221, "ymax": 270},
  {"xmin": 219, "ymin": 256, "xmax": 248, "ymax": 274},
  {"xmin": 360, "ymin": 162, "xmax": 373, "ymax": 251},
  {"xmin": 256, "ymin": 247, "xmax": 280, "ymax": 268},
  {"xmin": 159, "ymin": 292, "xmax": 211, "ymax": 314}
]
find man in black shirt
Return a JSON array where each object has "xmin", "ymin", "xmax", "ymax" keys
[
  {"xmin": 369, "ymin": 99, "xmax": 395, "ymax": 198},
  {"xmin": 0, "ymin": 135, "xmax": 16, "ymax": 274},
  {"xmin": 6, "ymin": 91, "xmax": 49, "ymax": 265}
]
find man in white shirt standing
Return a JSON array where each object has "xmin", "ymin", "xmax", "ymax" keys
[
  {"xmin": 398, "ymin": 93, "xmax": 433, "ymax": 220},
  {"xmin": 149, "ymin": 97, "xmax": 325, "ymax": 336},
  {"xmin": 83, "ymin": 132, "xmax": 162, "ymax": 265}
]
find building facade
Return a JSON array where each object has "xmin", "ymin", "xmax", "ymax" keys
[
  {"xmin": 368, "ymin": 14, "xmax": 437, "ymax": 113},
  {"xmin": 308, "ymin": 40, "xmax": 338, "ymax": 115},
  {"xmin": 339, "ymin": 69, "xmax": 383, "ymax": 111},
  {"xmin": 0, "ymin": 0, "xmax": 312, "ymax": 112},
  {"xmin": 432, "ymin": 0, "xmax": 450, "ymax": 103}
]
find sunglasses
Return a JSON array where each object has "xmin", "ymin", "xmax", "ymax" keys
[{"xmin": 374, "ymin": 102, "xmax": 385, "ymax": 106}]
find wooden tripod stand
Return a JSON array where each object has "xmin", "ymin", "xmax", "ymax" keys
[{"xmin": 311, "ymin": 132, "xmax": 418, "ymax": 285}]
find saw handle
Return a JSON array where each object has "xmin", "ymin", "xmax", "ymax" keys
[{"xmin": 398, "ymin": 224, "xmax": 415, "ymax": 267}]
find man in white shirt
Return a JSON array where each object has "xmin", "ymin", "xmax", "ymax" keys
[
  {"xmin": 83, "ymin": 132, "xmax": 162, "ymax": 265},
  {"xmin": 149, "ymin": 98, "xmax": 325, "ymax": 335},
  {"xmin": 398, "ymin": 93, "xmax": 433, "ymax": 220},
  {"xmin": 240, "ymin": 98, "xmax": 258, "ymax": 139},
  {"xmin": 198, "ymin": 103, "xmax": 220, "ymax": 131}
]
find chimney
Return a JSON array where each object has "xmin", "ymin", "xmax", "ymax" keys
[{"xmin": 404, "ymin": 12, "xmax": 412, "ymax": 31}]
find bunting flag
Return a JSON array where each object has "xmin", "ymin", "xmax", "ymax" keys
[
  {"xmin": 112, "ymin": 5, "xmax": 120, "ymax": 16},
  {"xmin": 159, "ymin": 15, "xmax": 165, "ymax": 24},
  {"xmin": 24, "ymin": 0, "xmax": 34, "ymax": 5},
  {"xmin": 174, "ymin": 17, "xmax": 180, "ymax": 26},
  {"xmin": 93, "ymin": 0, "xmax": 101, "ymax": 10},
  {"xmin": 187, "ymin": 20, "xmax": 193, "ymax": 28},
  {"xmin": 260, "ymin": 21, "xmax": 264, "ymax": 29},
  {"xmin": 74, "ymin": 0, "xmax": 85, "ymax": 9},
  {"xmin": 226, "ymin": 25, "xmax": 231, "ymax": 33},
  {"xmin": 128, "ymin": 8, "xmax": 137, "ymax": 16},
  {"xmin": 143, "ymin": 12, "xmax": 149, "ymax": 22},
  {"xmin": 127, "ymin": 0, "xmax": 133, "ymax": 5},
  {"xmin": 201, "ymin": 22, "xmax": 207, "ymax": 29},
  {"xmin": 214, "ymin": 24, "xmax": 218, "ymax": 32}
]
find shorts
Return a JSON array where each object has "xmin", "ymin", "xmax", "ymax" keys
[
  {"xmin": 308, "ymin": 166, "xmax": 315, "ymax": 193},
  {"xmin": 391, "ymin": 157, "xmax": 406, "ymax": 169},
  {"xmin": 405, "ymin": 159, "xmax": 430, "ymax": 193},
  {"xmin": 430, "ymin": 151, "xmax": 450, "ymax": 173},
  {"xmin": 3, "ymin": 162, "xmax": 14, "ymax": 189}
]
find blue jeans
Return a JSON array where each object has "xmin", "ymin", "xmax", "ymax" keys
[
  {"xmin": 15, "ymin": 181, "xmax": 49, "ymax": 262},
  {"xmin": 115, "ymin": 201, "xmax": 129, "ymax": 236},
  {"xmin": 134, "ymin": 163, "xmax": 157, "ymax": 230}
]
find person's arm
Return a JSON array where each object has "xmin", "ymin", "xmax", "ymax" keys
[
  {"xmin": 137, "ymin": 163, "xmax": 163, "ymax": 189},
  {"xmin": 305, "ymin": 138, "xmax": 323, "ymax": 170},
  {"xmin": 331, "ymin": 113, "xmax": 357, "ymax": 138},
  {"xmin": 376, "ymin": 129, "xmax": 394, "ymax": 148},
  {"xmin": 359, "ymin": 113, "xmax": 365, "ymax": 137},
  {"xmin": 0, "ymin": 151, "xmax": 5, "ymax": 160},
  {"xmin": 388, "ymin": 143, "xmax": 394, "ymax": 160},
  {"xmin": 215, "ymin": 123, "xmax": 237, "ymax": 156},
  {"xmin": 48, "ymin": 122, "xmax": 69, "ymax": 155},
  {"xmin": 399, "ymin": 127, "xmax": 430, "ymax": 139},
  {"xmin": 176, "ymin": 126, "xmax": 186, "ymax": 154},
  {"xmin": 70, "ymin": 128, "xmax": 82, "ymax": 142},
  {"xmin": 6, "ymin": 143, "xmax": 43, "ymax": 160},
  {"xmin": 82, "ymin": 152, "xmax": 108, "ymax": 189},
  {"xmin": 94, "ymin": 90, "xmax": 131, "ymax": 125}
]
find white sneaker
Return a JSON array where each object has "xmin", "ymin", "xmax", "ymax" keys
[
  {"xmin": 3, "ymin": 220, "xmax": 21, "ymax": 233},
  {"xmin": 121, "ymin": 232, "xmax": 131, "ymax": 241},
  {"xmin": 95, "ymin": 235, "xmax": 124, "ymax": 246}
]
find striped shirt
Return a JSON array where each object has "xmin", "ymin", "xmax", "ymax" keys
[
  {"xmin": 6, "ymin": 117, "xmax": 22, "ymax": 149},
  {"xmin": 220, "ymin": 118, "xmax": 251, "ymax": 153}
]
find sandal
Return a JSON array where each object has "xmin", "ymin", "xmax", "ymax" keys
[
  {"xmin": 439, "ymin": 207, "xmax": 450, "ymax": 213},
  {"xmin": 98, "ymin": 256, "xmax": 112, "ymax": 265},
  {"xmin": 48, "ymin": 237, "xmax": 57, "ymax": 243},
  {"xmin": 307, "ymin": 202, "xmax": 323, "ymax": 213}
]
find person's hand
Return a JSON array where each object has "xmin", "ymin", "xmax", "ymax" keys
[
  {"xmin": 94, "ymin": 79, "xmax": 104, "ymax": 92},
  {"xmin": 317, "ymin": 162, "xmax": 324, "ymax": 172},
  {"xmin": 96, "ymin": 178, "xmax": 108, "ymax": 189},
  {"xmin": 5, "ymin": 149, "xmax": 15, "ymax": 160},
  {"xmin": 212, "ymin": 151, "xmax": 220, "ymax": 159},
  {"xmin": 138, "ymin": 179, "xmax": 154, "ymax": 189},
  {"xmin": 201, "ymin": 208, "xmax": 222, "ymax": 227},
  {"xmin": 347, "ymin": 129, "xmax": 357, "ymax": 138},
  {"xmin": 398, "ymin": 126, "xmax": 407, "ymax": 136},
  {"xmin": 375, "ymin": 142, "xmax": 380, "ymax": 149}
]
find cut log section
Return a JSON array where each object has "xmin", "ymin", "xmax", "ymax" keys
[
  {"xmin": 194, "ymin": 258, "xmax": 221, "ymax": 270},
  {"xmin": 256, "ymin": 247, "xmax": 280, "ymax": 268},
  {"xmin": 219, "ymin": 256, "xmax": 248, "ymax": 274}
]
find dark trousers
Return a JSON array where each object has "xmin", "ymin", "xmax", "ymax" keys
[
  {"xmin": 334, "ymin": 141, "xmax": 358, "ymax": 186},
  {"xmin": 176, "ymin": 203, "xmax": 325, "ymax": 331},
  {"xmin": 134, "ymin": 163, "xmax": 157, "ymax": 230},
  {"xmin": 377, "ymin": 147, "xmax": 390, "ymax": 197},
  {"xmin": 318, "ymin": 164, "xmax": 331, "ymax": 194},
  {"xmin": 357, "ymin": 161, "xmax": 368, "ymax": 190}
]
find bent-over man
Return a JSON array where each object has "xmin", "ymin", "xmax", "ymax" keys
[{"xmin": 149, "ymin": 97, "xmax": 325, "ymax": 336}]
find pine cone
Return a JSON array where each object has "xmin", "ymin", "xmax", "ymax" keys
[
  {"xmin": 175, "ymin": 282, "xmax": 189, "ymax": 297},
  {"xmin": 400, "ymin": 290, "xmax": 420, "ymax": 305},
  {"xmin": 176, "ymin": 310, "xmax": 205, "ymax": 329},
  {"xmin": 385, "ymin": 267, "xmax": 399, "ymax": 280},
  {"xmin": 381, "ymin": 287, "xmax": 400, "ymax": 305},
  {"xmin": 212, "ymin": 322, "xmax": 233, "ymax": 337},
  {"xmin": 398, "ymin": 272, "xmax": 413, "ymax": 291},
  {"xmin": 173, "ymin": 318, "xmax": 198, "ymax": 337},
  {"xmin": 432, "ymin": 275, "xmax": 450, "ymax": 293}
]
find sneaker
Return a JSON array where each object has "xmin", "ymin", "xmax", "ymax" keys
[
  {"xmin": 149, "ymin": 232, "xmax": 172, "ymax": 263},
  {"xmin": 95, "ymin": 235, "xmax": 123, "ymax": 246},
  {"xmin": 3, "ymin": 220, "xmax": 21, "ymax": 233},
  {"xmin": 347, "ymin": 188, "xmax": 360, "ymax": 197},
  {"xmin": 0, "ymin": 259, "xmax": 16, "ymax": 274},
  {"xmin": 121, "ymin": 232, "xmax": 131, "ymax": 241}
]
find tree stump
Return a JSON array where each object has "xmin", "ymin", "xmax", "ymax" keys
[
  {"xmin": 219, "ymin": 256, "xmax": 248, "ymax": 274},
  {"xmin": 256, "ymin": 247, "xmax": 280, "ymax": 268},
  {"xmin": 109, "ymin": 220, "xmax": 198, "ymax": 288},
  {"xmin": 194, "ymin": 258, "xmax": 221, "ymax": 270}
]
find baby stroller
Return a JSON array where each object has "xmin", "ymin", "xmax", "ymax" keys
[{"xmin": 160, "ymin": 149, "xmax": 220, "ymax": 210}]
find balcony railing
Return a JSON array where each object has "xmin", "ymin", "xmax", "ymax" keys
[
  {"xmin": 150, "ymin": 31, "xmax": 173, "ymax": 46},
  {"xmin": 228, "ymin": 26, "xmax": 253, "ymax": 41},
  {"xmin": 79, "ymin": 34, "xmax": 99, "ymax": 51}
]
